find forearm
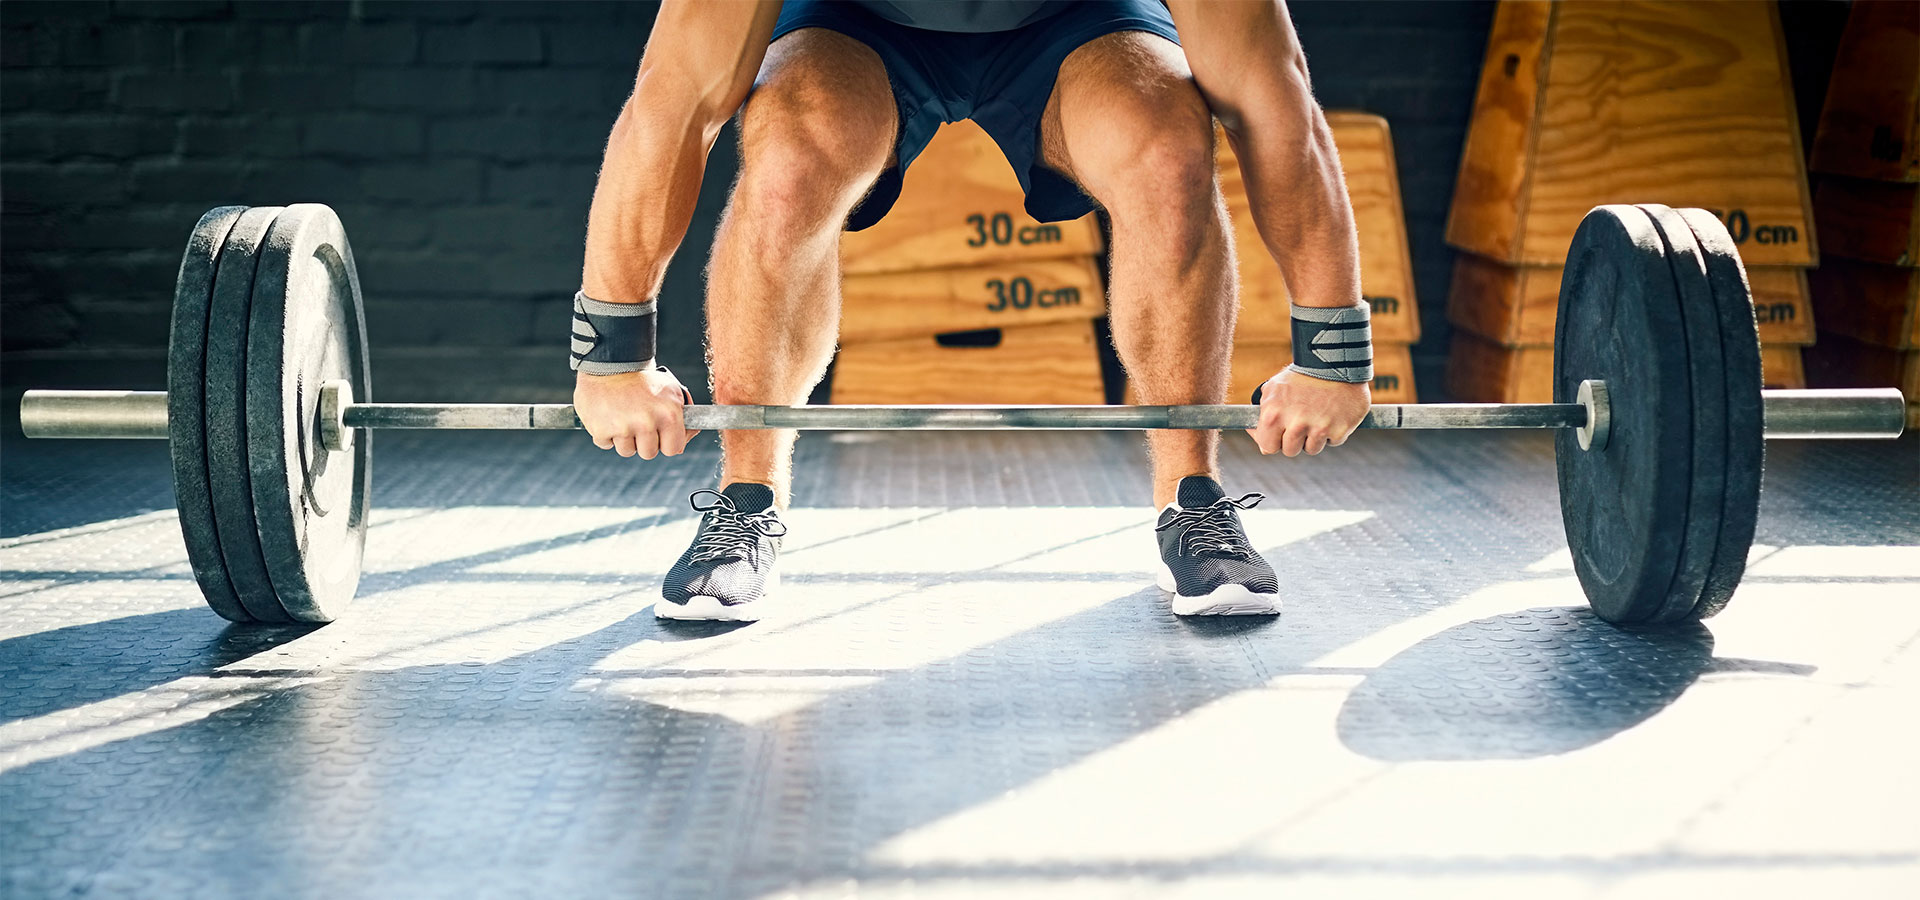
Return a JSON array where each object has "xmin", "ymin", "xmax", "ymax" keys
[
  {"xmin": 1224, "ymin": 96, "xmax": 1363, "ymax": 311},
  {"xmin": 580, "ymin": 79, "xmax": 733, "ymax": 303},
  {"xmin": 578, "ymin": 0, "xmax": 781, "ymax": 305},
  {"xmin": 1169, "ymin": 0, "xmax": 1362, "ymax": 311}
]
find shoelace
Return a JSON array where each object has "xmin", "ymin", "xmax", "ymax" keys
[
  {"xmin": 687, "ymin": 489, "xmax": 789, "ymax": 566},
  {"xmin": 1153, "ymin": 493, "xmax": 1265, "ymax": 558}
]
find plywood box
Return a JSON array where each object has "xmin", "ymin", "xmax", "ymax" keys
[
  {"xmin": 840, "ymin": 257, "xmax": 1105, "ymax": 343},
  {"xmin": 1762, "ymin": 345, "xmax": 1805, "ymax": 390},
  {"xmin": 1447, "ymin": 255, "xmax": 1816, "ymax": 346},
  {"xmin": 841, "ymin": 121, "xmax": 1103, "ymax": 275},
  {"xmin": 1446, "ymin": 333, "xmax": 1804, "ymax": 402},
  {"xmin": 1809, "ymin": 0, "xmax": 1920, "ymax": 183},
  {"xmin": 1219, "ymin": 113, "xmax": 1420, "ymax": 344},
  {"xmin": 1808, "ymin": 258, "xmax": 1920, "ymax": 350},
  {"xmin": 830, "ymin": 320, "xmax": 1104, "ymax": 405},
  {"xmin": 1445, "ymin": 334, "xmax": 1554, "ymax": 404},
  {"xmin": 1447, "ymin": 0, "xmax": 1815, "ymax": 267},
  {"xmin": 1813, "ymin": 176, "xmax": 1920, "ymax": 266}
]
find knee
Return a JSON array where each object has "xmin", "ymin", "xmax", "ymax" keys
[
  {"xmin": 733, "ymin": 66, "xmax": 893, "ymax": 232},
  {"xmin": 1090, "ymin": 88, "xmax": 1218, "ymax": 232}
]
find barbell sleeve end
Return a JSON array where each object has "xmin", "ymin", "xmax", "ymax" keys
[
  {"xmin": 1761, "ymin": 388, "xmax": 1907, "ymax": 439},
  {"xmin": 19, "ymin": 390, "xmax": 170, "ymax": 440}
]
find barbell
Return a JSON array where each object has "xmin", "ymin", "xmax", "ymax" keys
[{"xmin": 15, "ymin": 203, "xmax": 1909, "ymax": 628}]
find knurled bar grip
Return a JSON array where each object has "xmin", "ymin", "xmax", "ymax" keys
[
  {"xmin": 344, "ymin": 402, "xmax": 1588, "ymax": 431},
  {"xmin": 17, "ymin": 387, "xmax": 1909, "ymax": 439}
]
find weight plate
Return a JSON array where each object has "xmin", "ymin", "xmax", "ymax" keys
[
  {"xmin": 1677, "ymin": 207, "xmax": 1764, "ymax": 620},
  {"xmin": 1638, "ymin": 204, "xmax": 1727, "ymax": 624},
  {"xmin": 204, "ymin": 206, "xmax": 294, "ymax": 624},
  {"xmin": 245, "ymin": 204, "xmax": 371, "ymax": 623},
  {"xmin": 167, "ymin": 206, "xmax": 252, "ymax": 623},
  {"xmin": 1553, "ymin": 205, "xmax": 1695, "ymax": 625}
]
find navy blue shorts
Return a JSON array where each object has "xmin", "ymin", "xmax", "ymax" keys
[{"xmin": 770, "ymin": 0, "xmax": 1182, "ymax": 231}]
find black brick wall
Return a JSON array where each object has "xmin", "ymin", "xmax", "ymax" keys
[{"xmin": 3, "ymin": 0, "xmax": 1496, "ymax": 405}]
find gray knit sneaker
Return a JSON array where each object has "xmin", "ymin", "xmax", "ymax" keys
[
  {"xmin": 1153, "ymin": 476, "xmax": 1282, "ymax": 616},
  {"xmin": 658, "ymin": 483, "xmax": 786, "ymax": 622}
]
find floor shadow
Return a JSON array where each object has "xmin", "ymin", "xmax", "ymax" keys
[
  {"xmin": 0, "ymin": 609, "xmax": 310, "ymax": 725},
  {"xmin": 1336, "ymin": 607, "xmax": 1719, "ymax": 761}
]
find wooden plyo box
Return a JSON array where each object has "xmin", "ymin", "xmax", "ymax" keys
[
  {"xmin": 1809, "ymin": 0, "xmax": 1919, "ymax": 183},
  {"xmin": 1813, "ymin": 176, "xmax": 1920, "ymax": 267},
  {"xmin": 839, "ymin": 257, "xmax": 1106, "ymax": 343},
  {"xmin": 1447, "ymin": 0, "xmax": 1815, "ymax": 267},
  {"xmin": 1447, "ymin": 255, "xmax": 1817, "ymax": 346},
  {"xmin": 1220, "ymin": 112, "xmax": 1421, "ymax": 344},
  {"xmin": 829, "ymin": 320, "xmax": 1105, "ymax": 405},
  {"xmin": 1809, "ymin": 259, "xmax": 1920, "ymax": 350},
  {"xmin": 1446, "ymin": 333, "xmax": 1805, "ymax": 403},
  {"xmin": 840, "ymin": 121, "xmax": 1103, "ymax": 275}
]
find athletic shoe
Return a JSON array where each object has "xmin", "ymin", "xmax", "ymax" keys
[
  {"xmin": 1153, "ymin": 475, "xmax": 1282, "ymax": 615},
  {"xmin": 658, "ymin": 483, "xmax": 786, "ymax": 622}
]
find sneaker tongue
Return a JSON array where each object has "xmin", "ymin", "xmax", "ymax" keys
[
  {"xmin": 720, "ymin": 482, "xmax": 776, "ymax": 514},
  {"xmin": 1176, "ymin": 475, "xmax": 1226, "ymax": 508}
]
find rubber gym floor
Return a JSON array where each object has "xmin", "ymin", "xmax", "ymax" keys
[{"xmin": 2, "ymin": 428, "xmax": 1916, "ymax": 898}]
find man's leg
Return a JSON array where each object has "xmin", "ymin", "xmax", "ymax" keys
[
  {"xmin": 1038, "ymin": 31, "xmax": 1236, "ymax": 511},
  {"xmin": 706, "ymin": 29, "xmax": 897, "ymax": 508}
]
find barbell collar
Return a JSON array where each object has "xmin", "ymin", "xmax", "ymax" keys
[{"xmin": 18, "ymin": 386, "xmax": 1907, "ymax": 440}]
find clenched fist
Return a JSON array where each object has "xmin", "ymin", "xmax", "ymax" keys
[
  {"xmin": 574, "ymin": 367, "xmax": 697, "ymax": 459},
  {"xmin": 1247, "ymin": 368, "xmax": 1371, "ymax": 457}
]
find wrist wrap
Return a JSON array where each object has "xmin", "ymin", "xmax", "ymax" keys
[
  {"xmin": 570, "ymin": 291, "xmax": 657, "ymax": 375},
  {"xmin": 1286, "ymin": 301, "xmax": 1373, "ymax": 384}
]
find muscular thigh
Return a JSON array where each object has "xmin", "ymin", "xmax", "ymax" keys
[
  {"xmin": 1038, "ymin": 30, "xmax": 1213, "ymax": 199},
  {"xmin": 740, "ymin": 28, "xmax": 898, "ymax": 174}
]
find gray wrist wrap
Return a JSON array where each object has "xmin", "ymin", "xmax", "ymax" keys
[
  {"xmin": 1286, "ymin": 301, "xmax": 1373, "ymax": 384},
  {"xmin": 570, "ymin": 292, "xmax": 657, "ymax": 375}
]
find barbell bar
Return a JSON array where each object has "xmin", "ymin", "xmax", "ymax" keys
[{"xmin": 17, "ymin": 383, "xmax": 1907, "ymax": 441}]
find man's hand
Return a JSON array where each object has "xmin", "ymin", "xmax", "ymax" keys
[
  {"xmin": 1247, "ymin": 368, "xmax": 1371, "ymax": 456},
  {"xmin": 574, "ymin": 368, "xmax": 698, "ymax": 459}
]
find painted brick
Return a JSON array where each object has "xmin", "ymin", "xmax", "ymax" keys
[
  {"xmin": 107, "ymin": 1, "xmax": 230, "ymax": 21},
  {"xmin": 543, "ymin": 24, "xmax": 645, "ymax": 68},
  {"xmin": 2, "ymin": 162, "xmax": 130, "ymax": 209},
  {"xmin": 427, "ymin": 116, "xmax": 548, "ymax": 159},
  {"xmin": 353, "ymin": 68, "xmax": 476, "ymax": 110},
  {"xmin": 128, "ymin": 159, "xmax": 247, "ymax": 201},
  {"xmin": 483, "ymin": 162, "xmax": 598, "ymax": 205},
  {"xmin": 421, "ymin": 23, "xmax": 543, "ymax": 65},
  {"xmin": 479, "ymin": 68, "xmax": 624, "ymax": 113},
  {"xmin": 114, "ymin": 70, "xmax": 236, "ymax": 112},
  {"xmin": 2, "ymin": 116, "xmax": 177, "ymax": 160},
  {"xmin": 364, "ymin": 298, "xmax": 543, "ymax": 347},
  {"xmin": 297, "ymin": 22, "xmax": 418, "ymax": 65},
  {"xmin": 2, "ymin": 70, "xmax": 113, "ymax": 111},
  {"xmin": 358, "ymin": 160, "xmax": 484, "ymax": 204},
  {"xmin": 235, "ymin": 69, "xmax": 355, "ymax": 111},
  {"xmin": 301, "ymin": 113, "xmax": 426, "ymax": 158},
  {"xmin": 177, "ymin": 116, "xmax": 302, "ymax": 156},
  {"xmin": 56, "ymin": 21, "xmax": 176, "ymax": 67}
]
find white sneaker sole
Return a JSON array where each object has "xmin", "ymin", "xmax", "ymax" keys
[
  {"xmin": 1156, "ymin": 565, "xmax": 1282, "ymax": 616},
  {"xmin": 655, "ymin": 570, "xmax": 778, "ymax": 622}
]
